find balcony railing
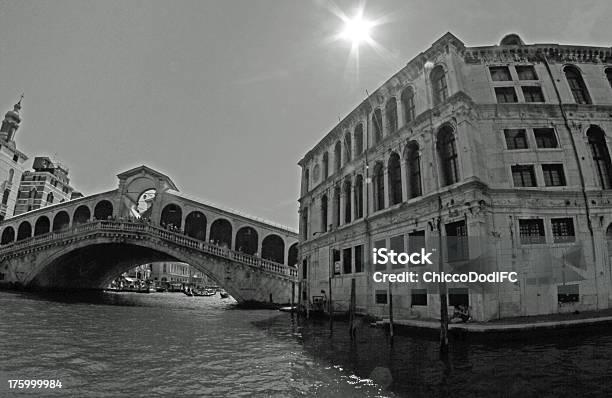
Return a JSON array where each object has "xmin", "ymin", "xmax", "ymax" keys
[{"xmin": 0, "ymin": 220, "xmax": 297, "ymax": 279}]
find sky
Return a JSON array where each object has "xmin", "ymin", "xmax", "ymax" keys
[{"xmin": 1, "ymin": 0, "xmax": 611, "ymax": 228}]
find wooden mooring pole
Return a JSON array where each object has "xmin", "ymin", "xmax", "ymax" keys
[
  {"xmin": 328, "ymin": 274, "xmax": 333, "ymax": 333},
  {"xmin": 290, "ymin": 282, "xmax": 295, "ymax": 315},
  {"xmin": 388, "ymin": 280, "xmax": 394, "ymax": 343},
  {"xmin": 349, "ymin": 278, "xmax": 356, "ymax": 340}
]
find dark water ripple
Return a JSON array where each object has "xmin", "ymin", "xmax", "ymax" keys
[{"xmin": 2, "ymin": 290, "xmax": 612, "ymax": 397}]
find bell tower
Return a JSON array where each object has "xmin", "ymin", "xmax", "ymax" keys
[{"xmin": 0, "ymin": 95, "xmax": 23, "ymax": 143}]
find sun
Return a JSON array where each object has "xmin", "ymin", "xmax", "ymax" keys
[{"xmin": 340, "ymin": 12, "xmax": 373, "ymax": 47}]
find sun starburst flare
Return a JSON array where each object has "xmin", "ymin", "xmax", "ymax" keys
[{"xmin": 324, "ymin": 1, "xmax": 394, "ymax": 83}]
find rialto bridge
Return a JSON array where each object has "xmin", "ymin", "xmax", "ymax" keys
[{"xmin": 0, "ymin": 166, "xmax": 299, "ymax": 305}]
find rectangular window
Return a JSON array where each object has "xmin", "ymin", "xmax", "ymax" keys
[
  {"xmin": 408, "ymin": 230, "xmax": 426, "ymax": 256},
  {"xmin": 12, "ymin": 154, "xmax": 19, "ymax": 162},
  {"xmin": 489, "ymin": 66, "xmax": 512, "ymax": 81},
  {"xmin": 343, "ymin": 247, "xmax": 352, "ymax": 274},
  {"xmin": 354, "ymin": 245, "xmax": 364, "ymax": 273},
  {"xmin": 333, "ymin": 249, "xmax": 341, "ymax": 275},
  {"xmin": 504, "ymin": 129, "xmax": 528, "ymax": 149},
  {"xmin": 374, "ymin": 239, "xmax": 386, "ymax": 271},
  {"xmin": 551, "ymin": 218, "xmax": 575, "ymax": 243},
  {"xmin": 302, "ymin": 259, "xmax": 308, "ymax": 279},
  {"xmin": 375, "ymin": 290, "xmax": 388, "ymax": 304},
  {"xmin": 445, "ymin": 220, "xmax": 468, "ymax": 262},
  {"xmin": 495, "ymin": 87, "xmax": 518, "ymax": 103},
  {"xmin": 411, "ymin": 289, "xmax": 428, "ymax": 306},
  {"xmin": 534, "ymin": 128, "xmax": 558, "ymax": 148},
  {"xmin": 512, "ymin": 165, "xmax": 537, "ymax": 187},
  {"xmin": 522, "ymin": 86, "xmax": 545, "ymax": 102},
  {"xmin": 516, "ymin": 65, "xmax": 538, "ymax": 80},
  {"xmin": 519, "ymin": 219, "xmax": 546, "ymax": 244},
  {"xmin": 448, "ymin": 288, "xmax": 469, "ymax": 307},
  {"xmin": 389, "ymin": 235, "xmax": 405, "ymax": 269},
  {"xmin": 558, "ymin": 284, "xmax": 579, "ymax": 303},
  {"xmin": 542, "ymin": 164, "xmax": 566, "ymax": 186}
]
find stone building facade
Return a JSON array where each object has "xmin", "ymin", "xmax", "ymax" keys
[
  {"xmin": 297, "ymin": 33, "xmax": 612, "ymax": 321},
  {"xmin": 0, "ymin": 99, "xmax": 28, "ymax": 221},
  {"xmin": 14, "ymin": 156, "xmax": 76, "ymax": 215}
]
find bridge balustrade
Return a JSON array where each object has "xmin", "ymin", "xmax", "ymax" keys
[{"xmin": 0, "ymin": 220, "xmax": 297, "ymax": 279}]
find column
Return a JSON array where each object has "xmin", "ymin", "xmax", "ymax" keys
[
  {"xmin": 350, "ymin": 179, "xmax": 355, "ymax": 222},
  {"xmin": 339, "ymin": 189, "xmax": 345, "ymax": 227},
  {"xmin": 396, "ymin": 97, "xmax": 404, "ymax": 129},
  {"xmin": 400, "ymin": 156, "xmax": 408, "ymax": 201},
  {"xmin": 383, "ymin": 168, "xmax": 390, "ymax": 209}
]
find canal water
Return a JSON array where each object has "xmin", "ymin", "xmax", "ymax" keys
[{"xmin": 1, "ymin": 291, "xmax": 612, "ymax": 397}]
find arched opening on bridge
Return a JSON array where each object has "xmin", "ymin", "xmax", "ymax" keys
[
  {"xmin": 17, "ymin": 221, "xmax": 32, "ymax": 241},
  {"xmin": 94, "ymin": 200, "xmax": 114, "ymax": 220},
  {"xmin": 53, "ymin": 211, "xmax": 70, "ymax": 232},
  {"xmin": 34, "ymin": 216, "xmax": 50, "ymax": 236},
  {"xmin": 136, "ymin": 189, "xmax": 156, "ymax": 219},
  {"xmin": 262, "ymin": 234, "xmax": 285, "ymax": 264},
  {"xmin": 235, "ymin": 226, "xmax": 258, "ymax": 255},
  {"xmin": 210, "ymin": 219, "xmax": 232, "ymax": 248},
  {"xmin": 1, "ymin": 226, "xmax": 15, "ymax": 245},
  {"xmin": 160, "ymin": 204, "xmax": 182, "ymax": 229},
  {"xmin": 184, "ymin": 211, "xmax": 207, "ymax": 241},
  {"xmin": 73, "ymin": 205, "xmax": 91, "ymax": 226},
  {"xmin": 288, "ymin": 243, "xmax": 298, "ymax": 267}
]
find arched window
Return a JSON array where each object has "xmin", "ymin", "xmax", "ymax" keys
[
  {"xmin": 94, "ymin": 200, "xmax": 113, "ymax": 220},
  {"xmin": 334, "ymin": 141, "xmax": 342, "ymax": 172},
  {"xmin": 438, "ymin": 126, "xmax": 460, "ymax": 186},
  {"xmin": 262, "ymin": 234, "xmax": 285, "ymax": 264},
  {"xmin": 34, "ymin": 216, "xmax": 50, "ymax": 236},
  {"xmin": 385, "ymin": 98, "xmax": 398, "ymax": 134},
  {"xmin": 343, "ymin": 133, "xmax": 352, "ymax": 164},
  {"xmin": 587, "ymin": 126, "xmax": 612, "ymax": 189},
  {"xmin": 210, "ymin": 219, "xmax": 232, "ymax": 248},
  {"xmin": 354, "ymin": 175, "xmax": 364, "ymax": 219},
  {"xmin": 17, "ymin": 221, "xmax": 32, "ymax": 241},
  {"xmin": 301, "ymin": 207, "xmax": 308, "ymax": 240},
  {"xmin": 333, "ymin": 185, "xmax": 341, "ymax": 227},
  {"xmin": 431, "ymin": 66, "xmax": 448, "ymax": 106},
  {"xmin": 73, "ymin": 205, "xmax": 91, "ymax": 225},
  {"xmin": 606, "ymin": 68, "xmax": 612, "ymax": 89},
  {"xmin": 373, "ymin": 162, "xmax": 385, "ymax": 211},
  {"xmin": 160, "ymin": 204, "xmax": 182, "ymax": 229},
  {"xmin": 235, "ymin": 226, "xmax": 258, "ymax": 255},
  {"xmin": 354, "ymin": 124, "xmax": 364, "ymax": 155},
  {"xmin": 372, "ymin": 109, "xmax": 383, "ymax": 144},
  {"xmin": 322, "ymin": 152, "xmax": 329, "ymax": 179},
  {"xmin": 401, "ymin": 86, "xmax": 415, "ymax": 124},
  {"xmin": 288, "ymin": 243, "xmax": 298, "ymax": 267},
  {"xmin": 388, "ymin": 152, "xmax": 402, "ymax": 205},
  {"xmin": 564, "ymin": 66, "xmax": 591, "ymax": 104},
  {"xmin": 320, "ymin": 194, "xmax": 328, "ymax": 232},
  {"xmin": 2, "ymin": 189, "xmax": 9, "ymax": 205},
  {"xmin": 343, "ymin": 179, "xmax": 352, "ymax": 224},
  {"xmin": 303, "ymin": 168, "xmax": 310, "ymax": 194},
  {"xmin": 46, "ymin": 192, "xmax": 54, "ymax": 204},
  {"xmin": 52, "ymin": 211, "xmax": 70, "ymax": 232},
  {"xmin": 1, "ymin": 226, "xmax": 15, "ymax": 245},
  {"xmin": 185, "ymin": 211, "xmax": 207, "ymax": 241},
  {"xmin": 8, "ymin": 169, "xmax": 14, "ymax": 183},
  {"xmin": 405, "ymin": 141, "xmax": 422, "ymax": 198}
]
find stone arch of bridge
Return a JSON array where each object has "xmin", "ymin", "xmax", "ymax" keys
[{"xmin": 21, "ymin": 234, "xmax": 284, "ymax": 302}]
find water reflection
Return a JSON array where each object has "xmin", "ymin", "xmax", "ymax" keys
[{"xmin": 2, "ymin": 290, "xmax": 612, "ymax": 397}]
